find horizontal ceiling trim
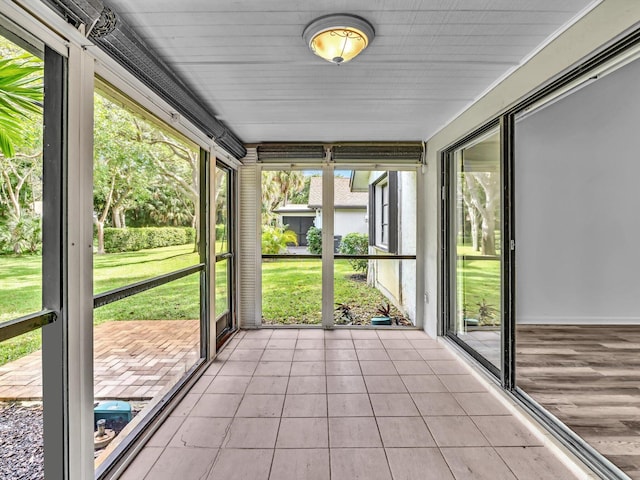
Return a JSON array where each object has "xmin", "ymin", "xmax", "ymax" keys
[
  {"xmin": 42, "ymin": 0, "xmax": 246, "ymax": 159},
  {"xmin": 256, "ymin": 142, "xmax": 425, "ymax": 165}
]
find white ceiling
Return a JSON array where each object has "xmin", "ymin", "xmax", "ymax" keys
[{"xmin": 106, "ymin": 0, "xmax": 596, "ymax": 144}]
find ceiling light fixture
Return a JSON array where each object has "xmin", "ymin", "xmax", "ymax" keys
[{"xmin": 303, "ymin": 14, "xmax": 375, "ymax": 65}]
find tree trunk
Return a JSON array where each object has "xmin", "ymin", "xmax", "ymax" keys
[
  {"xmin": 112, "ymin": 206, "xmax": 122, "ymax": 228},
  {"xmin": 470, "ymin": 209, "xmax": 480, "ymax": 252},
  {"xmin": 96, "ymin": 220, "xmax": 105, "ymax": 254}
]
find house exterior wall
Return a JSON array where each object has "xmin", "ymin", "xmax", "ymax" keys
[
  {"xmin": 315, "ymin": 208, "xmax": 367, "ymax": 237},
  {"xmin": 423, "ymin": 0, "xmax": 640, "ymax": 337}
]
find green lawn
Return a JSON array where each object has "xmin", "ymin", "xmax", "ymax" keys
[
  {"xmin": 456, "ymin": 256, "xmax": 501, "ymax": 324},
  {"xmin": 261, "ymin": 258, "xmax": 402, "ymax": 325}
]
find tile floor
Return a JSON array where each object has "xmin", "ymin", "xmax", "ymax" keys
[{"xmin": 120, "ymin": 328, "xmax": 580, "ymax": 480}]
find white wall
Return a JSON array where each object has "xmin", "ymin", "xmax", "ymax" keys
[
  {"xmin": 515, "ymin": 55, "xmax": 640, "ymax": 325},
  {"xmin": 400, "ymin": 171, "xmax": 417, "ymax": 321},
  {"xmin": 334, "ymin": 209, "xmax": 368, "ymax": 237},
  {"xmin": 423, "ymin": 0, "xmax": 640, "ymax": 337}
]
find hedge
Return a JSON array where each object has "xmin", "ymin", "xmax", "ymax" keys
[{"xmin": 103, "ymin": 227, "xmax": 195, "ymax": 253}]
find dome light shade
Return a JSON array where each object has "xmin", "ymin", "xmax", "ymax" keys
[{"xmin": 303, "ymin": 14, "xmax": 375, "ymax": 64}]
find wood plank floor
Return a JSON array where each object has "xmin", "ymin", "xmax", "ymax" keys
[{"xmin": 517, "ymin": 325, "xmax": 640, "ymax": 478}]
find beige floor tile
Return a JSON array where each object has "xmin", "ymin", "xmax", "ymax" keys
[
  {"xmin": 296, "ymin": 339, "xmax": 324, "ymax": 350},
  {"xmin": 376, "ymin": 330, "xmax": 407, "ymax": 339},
  {"xmin": 439, "ymin": 374, "xmax": 485, "ymax": 392},
  {"xmin": 286, "ymin": 375, "xmax": 326, "ymax": 394},
  {"xmin": 328, "ymin": 417, "xmax": 382, "ymax": 447},
  {"xmin": 188, "ymin": 375, "xmax": 214, "ymax": 394},
  {"xmin": 401, "ymin": 374, "xmax": 448, "ymax": 393},
  {"xmin": 417, "ymin": 348, "xmax": 456, "ymax": 361},
  {"xmin": 410, "ymin": 339, "xmax": 441, "ymax": 349},
  {"xmin": 243, "ymin": 329, "xmax": 273, "ymax": 338},
  {"xmin": 208, "ymin": 448, "xmax": 272, "ymax": 480},
  {"xmin": 190, "ymin": 393, "xmax": 243, "ymax": 417},
  {"xmin": 202, "ymin": 361, "xmax": 223, "ymax": 376},
  {"xmin": 454, "ymin": 392, "xmax": 510, "ymax": 416},
  {"xmin": 412, "ymin": 392, "xmax": 466, "ymax": 416},
  {"xmin": 360, "ymin": 361, "xmax": 398, "ymax": 375},
  {"xmin": 440, "ymin": 447, "xmax": 517, "ymax": 480},
  {"xmin": 427, "ymin": 360, "xmax": 470, "ymax": 375},
  {"xmin": 283, "ymin": 394, "xmax": 327, "ymax": 417},
  {"xmin": 354, "ymin": 339, "xmax": 384, "ymax": 349},
  {"xmin": 237, "ymin": 338, "xmax": 269, "ymax": 349},
  {"xmin": 205, "ymin": 375, "xmax": 251, "ymax": 394},
  {"xmin": 325, "ymin": 339, "xmax": 355, "ymax": 349},
  {"xmin": 381, "ymin": 339, "xmax": 411, "ymax": 349},
  {"xmin": 370, "ymin": 393, "xmax": 420, "ymax": 416},
  {"xmin": 267, "ymin": 338, "xmax": 297, "ymax": 349},
  {"xmin": 236, "ymin": 394, "xmax": 285, "ymax": 417},
  {"xmin": 324, "ymin": 329, "xmax": 352, "ymax": 339},
  {"xmin": 119, "ymin": 447, "xmax": 163, "ymax": 480},
  {"xmin": 246, "ymin": 376, "xmax": 289, "ymax": 394},
  {"xmin": 393, "ymin": 360, "xmax": 434, "ymax": 375},
  {"xmin": 218, "ymin": 361, "xmax": 258, "ymax": 376},
  {"xmin": 377, "ymin": 417, "xmax": 436, "ymax": 447},
  {"xmin": 472, "ymin": 416, "xmax": 543, "ymax": 447},
  {"xmin": 425, "ymin": 416, "xmax": 489, "ymax": 447},
  {"xmin": 169, "ymin": 393, "xmax": 201, "ymax": 417},
  {"xmin": 297, "ymin": 329, "xmax": 325, "ymax": 339},
  {"xmin": 261, "ymin": 349, "xmax": 294, "ymax": 361},
  {"xmin": 290, "ymin": 361, "xmax": 325, "ymax": 376},
  {"xmin": 146, "ymin": 416, "xmax": 184, "ymax": 447},
  {"xmin": 330, "ymin": 448, "xmax": 391, "ymax": 480},
  {"xmin": 253, "ymin": 361, "xmax": 292, "ymax": 376},
  {"xmin": 326, "ymin": 360, "xmax": 361, "ymax": 375},
  {"xmin": 387, "ymin": 349, "xmax": 422, "ymax": 361},
  {"xmin": 356, "ymin": 349, "xmax": 391, "ymax": 361},
  {"xmin": 364, "ymin": 375, "xmax": 407, "ymax": 393},
  {"xmin": 277, "ymin": 417, "xmax": 329, "ymax": 448},
  {"xmin": 169, "ymin": 417, "xmax": 232, "ymax": 448},
  {"xmin": 386, "ymin": 447, "xmax": 454, "ymax": 479},
  {"xmin": 293, "ymin": 348, "xmax": 325, "ymax": 361},
  {"xmin": 327, "ymin": 393, "xmax": 373, "ymax": 416},
  {"xmin": 270, "ymin": 449, "xmax": 330, "ymax": 480},
  {"xmin": 223, "ymin": 418, "xmax": 280, "ymax": 448},
  {"xmin": 145, "ymin": 446, "xmax": 217, "ymax": 480},
  {"xmin": 270, "ymin": 329, "xmax": 299, "ymax": 339},
  {"xmin": 326, "ymin": 375, "xmax": 366, "ymax": 394},
  {"xmin": 228, "ymin": 349, "xmax": 264, "ymax": 362},
  {"xmin": 350, "ymin": 330, "xmax": 380, "ymax": 339},
  {"xmin": 325, "ymin": 349, "xmax": 358, "ymax": 361},
  {"xmin": 495, "ymin": 446, "xmax": 579, "ymax": 480}
]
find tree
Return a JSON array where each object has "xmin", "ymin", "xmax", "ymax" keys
[
  {"xmin": 462, "ymin": 172, "xmax": 499, "ymax": 255},
  {"xmin": 93, "ymin": 94, "xmax": 153, "ymax": 253},
  {"xmin": 0, "ymin": 55, "xmax": 43, "ymax": 158},
  {"xmin": 261, "ymin": 171, "xmax": 305, "ymax": 225}
]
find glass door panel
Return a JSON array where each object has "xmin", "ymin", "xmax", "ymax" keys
[
  {"xmin": 215, "ymin": 164, "xmax": 235, "ymax": 340},
  {"xmin": 260, "ymin": 169, "xmax": 322, "ymax": 325},
  {"xmin": 449, "ymin": 128, "xmax": 502, "ymax": 369}
]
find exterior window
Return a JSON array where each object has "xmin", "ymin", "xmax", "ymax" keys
[{"xmin": 369, "ymin": 172, "xmax": 397, "ymax": 252}]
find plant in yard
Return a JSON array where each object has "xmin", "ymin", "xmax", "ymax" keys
[
  {"xmin": 306, "ymin": 226, "xmax": 322, "ymax": 254},
  {"xmin": 476, "ymin": 298, "xmax": 498, "ymax": 325},
  {"xmin": 371, "ymin": 301, "xmax": 393, "ymax": 325},
  {"xmin": 376, "ymin": 302, "xmax": 392, "ymax": 317},
  {"xmin": 261, "ymin": 225, "xmax": 298, "ymax": 254},
  {"xmin": 334, "ymin": 302, "xmax": 355, "ymax": 324},
  {"xmin": 338, "ymin": 232, "xmax": 369, "ymax": 274}
]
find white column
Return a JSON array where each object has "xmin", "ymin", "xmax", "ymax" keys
[{"xmin": 321, "ymin": 164, "xmax": 335, "ymax": 328}]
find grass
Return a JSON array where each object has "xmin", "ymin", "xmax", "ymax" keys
[
  {"xmin": 455, "ymin": 244, "xmax": 501, "ymax": 324},
  {"xmin": 261, "ymin": 258, "xmax": 404, "ymax": 325},
  {"xmin": 0, "ymin": 244, "xmax": 200, "ymax": 366}
]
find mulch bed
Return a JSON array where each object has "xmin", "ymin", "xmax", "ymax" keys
[{"xmin": 0, "ymin": 402, "xmax": 43, "ymax": 480}]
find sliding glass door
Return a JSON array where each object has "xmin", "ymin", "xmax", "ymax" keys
[{"xmin": 445, "ymin": 126, "xmax": 503, "ymax": 371}]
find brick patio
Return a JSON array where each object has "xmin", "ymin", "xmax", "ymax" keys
[{"xmin": 0, "ymin": 320, "xmax": 200, "ymax": 401}]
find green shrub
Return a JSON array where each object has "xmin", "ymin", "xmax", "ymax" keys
[
  {"xmin": 339, "ymin": 232, "xmax": 369, "ymax": 273},
  {"xmin": 306, "ymin": 226, "xmax": 322, "ymax": 254},
  {"xmin": 0, "ymin": 215, "xmax": 41, "ymax": 255},
  {"xmin": 103, "ymin": 227, "xmax": 194, "ymax": 253},
  {"xmin": 261, "ymin": 225, "xmax": 298, "ymax": 254}
]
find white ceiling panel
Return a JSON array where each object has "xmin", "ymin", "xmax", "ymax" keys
[{"xmin": 105, "ymin": 0, "xmax": 598, "ymax": 144}]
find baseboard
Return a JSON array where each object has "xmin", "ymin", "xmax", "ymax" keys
[{"xmin": 516, "ymin": 316, "xmax": 640, "ymax": 325}]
